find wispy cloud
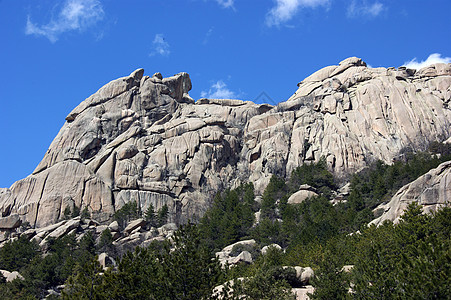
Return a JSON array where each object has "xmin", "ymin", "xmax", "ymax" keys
[
  {"xmin": 201, "ymin": 80, "xmax": 238, "ymax": 99},
  {"xmin": 202, "ymin": 27, "xmax": 214, "ymax": 45},
  {"xmin": 347, "ymin": 0, "xmax": 385, "ymax": 18},
  {"xmin": 403, "ymin": 53, "xmax": 451, "ymax": 69},
  {"xmin": 215, "ymin": 0, "xmax": 234, "ymax": 9},
  {"xmin": 149, "ymin": 34, "xmax": 170, "ymax": 57},
  {"xmin": 25, "ymin": 0, "xmax": 104, "ymax": 43},
  {"xmin": 266, "ymin": 0, "xmax": 330, "ymax": 27}
]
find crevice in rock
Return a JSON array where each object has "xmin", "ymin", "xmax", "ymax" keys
[{"xmin": 249, "ymin": 147, "xmax": 261, "ymax": 164}]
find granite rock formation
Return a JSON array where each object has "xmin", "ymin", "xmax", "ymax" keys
[
  {"xmin": 0, "ymin": 57, "xmax": 450, "ymax": 229},
  {"xmin": 370, "ymin": 160, "xmax": 451, "ymax": 226}
]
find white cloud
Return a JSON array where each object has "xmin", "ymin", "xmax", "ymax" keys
[
  {"xmin": 216, "ymin": 0, "xmax": 234, "ymax": 9},
  {"xmin": 347, "ymin": 0, "xmax": 384, "ymax": 18},
  {"xmin": 403, "ymin": 53, "xmax": 451, "ymax": 70},
  {"xmin": 25, "ymin": 0, "xmax": 104, "ymax": 43},
  {"xmin": 266, "ymin": 0, "xmax": 330, "ymax": 27},
  {"xmin": 203, "ymin": 27, "xmax": 214, "ymax": 45},
  {"xmin": 149, "ymin": 34, "xmax": 170, "ymax": 57},
  {"xmin": 201, "ymin": 80, "xmax": 238, "ymax": 99}
]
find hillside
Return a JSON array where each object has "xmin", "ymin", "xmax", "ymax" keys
[{"xmin": 0, "ymin": 58, "xmax": 450, "ymax": 298}]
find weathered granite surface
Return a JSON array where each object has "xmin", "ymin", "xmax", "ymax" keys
[{"xmin": 0, "ymin": 58, "xmax": 450, "ymax": 228}]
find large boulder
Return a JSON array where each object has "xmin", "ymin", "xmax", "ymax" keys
[
  {"xmin": 227, "ymin": 251, "xmax": 253, "ymax": 265},
  {"xmin": 292, "ymin": 286, "xmax": 315, "ymax": 300},
  {"xmin": 0, "ymin": 270, "xmax": 24, "ymax": 282},
  {"xmin": 287, "ymin": 189, "xmax": 318, "ymax": 204},
  {"xmin": 282, "ymin": 266, "xmax": 315, "ymax": 286},
  {"xmin": 98, "ymin": 252, "xmax": 116, "ymax": 270},
  {"xmin": 124, "ymin": 218, "xmax": 146, "ymax": 234},
  {"xmin": 0, "ymin": 214, "xmax": 21, "ymax": 229},
  {"xmin": 47, "ymin": 218, "xmax": 80, "ymax": 239},
  {"xmin": 216, "ymin": 239, "xmax": 257, "ymax": 266},
  {"xmin": 261, "ymin": 243, "xmax": 282, "ymax": 255}
]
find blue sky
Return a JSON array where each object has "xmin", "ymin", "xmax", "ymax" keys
[{"xmin": 1, "ymin": 0, "xmax": 450, "ymax": 188}]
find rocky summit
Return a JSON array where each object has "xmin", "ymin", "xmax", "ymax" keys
[{"xmin": 1, "ymin": 57, "xmax": 450, "ymax": 230}]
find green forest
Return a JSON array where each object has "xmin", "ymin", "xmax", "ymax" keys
[{"xmin": 0, "ymin": 143, "xmax": 450, "ymax": 299}]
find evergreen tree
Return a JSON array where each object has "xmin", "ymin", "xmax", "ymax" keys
[
  {"xmin": 62, "ymin": 258, "xmax": 103, "ymax": 300},
  {"xmin": 159, "ymin": 223, "xmax": 224, "ymax": 300},
  {"xmin": 144, "ymin": 204, "xmax": 157, "ymax": 227},
  {"xmin": 261, "ymin": 175, "xmax": 286, "ymax": 220},
  {"xmin": 98, "ymin": 229, "xmax": 115, "ymax": 257},
  {"xmin": 157, "ymin": 204, "xmax": 169, "ymax": 227},
  {"xmin": 63, "ymin": 206, "xmax": 72, "ymax": 220},
  {"xmin": 80, "ymin": 207, "xmax": 90, "ymax": 220},
  {"xmin": 199, "ymin": 183, "xmax": 256, "ymax": 251},
  {"xmin": 71, "ymin": 205, "xmax": 80, "ymax": 218},
  {"xmin": 309, "ymin": 251, "xmax": 349, "ymax": 300},
  {"xmin": 114, "ymin": 201, "xmax": 141, "ymax": 229}
]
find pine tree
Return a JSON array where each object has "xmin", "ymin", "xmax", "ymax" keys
[
  {"xmin": 157, "ymin": 204, "xmax": 169, "ymax": 227},
  {"xmin": 63, "ymin": 206, "xmax": 71, "ymax": 220},
  {"xmin": 144, "ymin": 204, "xmax": 157, "ymax": 227}
]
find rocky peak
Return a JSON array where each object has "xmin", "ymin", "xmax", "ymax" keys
[{"xmin": 0, "ymin": 58, "xmax": 450, "ymax": 230}]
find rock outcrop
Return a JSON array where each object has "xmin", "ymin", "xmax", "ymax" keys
[
  {"xmin": 0, "ymin": 270, "xmax": 24, "ymax": 282},
  {"xmin": 216, "ymin": 239, "xmax": 257, "ymax": 266},
  {"xmin": 287, "ymin": 185, "xmax": 318, "ymax": 204},
  {"xmin": 5, "ymin": 215, "xmax": 177, "ymax": 252},
  {"xmin": 0, "ymin": 58, "xmax": 450, "ymax": 229},
  {"xmin": 370, "ymin": 160, "xmax": 451, "ymax": 226}
]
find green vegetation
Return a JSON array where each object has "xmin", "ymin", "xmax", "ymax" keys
[
  {"xmin": 144, "ymin": 204, "xmax": 157, "ymax": 227},
  {"xmin": 156, "ymin": 204, "xmax": 169, "ymax": 227},
  {"xmin": 349, "ymin": 144, "xmax": 451, "ymax": 212},
  {"xmin": 0, "ymin": 233, "xmax": 96, "ymax": 299},
  {"xmin": 199, "ymin": 183, "xmax": 257, "ymax": 251},
  {"xmin": 63, "ymin": 223, "xmax": 223, "ymax": 300},
  {"xmin": 62, "ymin": 204, "xmax": 82, "ymax": 220},
  {"xmin": 113, "ymin": 201, "xmax": 141, "ymax": 229},
  {"xmin": 0, "ymin": 144, "xmax": 450, "ymax": 298}
]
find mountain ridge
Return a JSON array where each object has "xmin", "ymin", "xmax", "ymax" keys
[{"xmin": 0, "ymin": 57, "xmax": 450, "ymax": 230}]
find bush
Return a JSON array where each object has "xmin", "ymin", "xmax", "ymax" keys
[{"xmin": 98, "ymin": 229, "xmax": 114, "ymax": 256}]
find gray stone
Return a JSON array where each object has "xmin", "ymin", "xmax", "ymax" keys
[
  {"xmin": 48, "ymin": 218, "xmax": 80, "ymax": 239},
  {"xmin": 98, "ymin": 252, "xmax": 116, "ymax": 270},
  {"xmin": 292, "ymin": 286, "xmax": 315, "ymax": 300},
  {"xmin": 96, "ymin": 225, "xmax": 109, "ymax": 234},
  {"xmin": 0, "ymin": 214, "xmax": 21, "ymax": 229},
  {"xmin": 287, "ymin": 190, "xmax": 318, "ymax": 204},
  {"xmin": 0, "ymin": 270, "xmax": 24, "ymax": 282},
  {"xmin": 261, "ymin": 243, "xmax": 282, "ymax": 255},
  {"xmin": 108, "ymin": 220, "xmax": 119, "ymax": 232},
  {"xmin": 124, "ymin": 218, "xmax": 146, "ymax": 234},
  {"xmin": 228, "ymin": 250, "xmax": 253, "ymax": 265},
  {"xmin": 157, "ymin": 223, "xmax": 177, "ymax": 236}
]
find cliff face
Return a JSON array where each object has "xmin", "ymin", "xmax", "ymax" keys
[{"xmin": 0, "ymin": 57, "xmax": 450, "ymax": 229}]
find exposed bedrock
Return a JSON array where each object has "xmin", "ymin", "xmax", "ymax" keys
[{"xmin": 1, "ymin": 58, "xmax": 450, "ymax": 228}]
